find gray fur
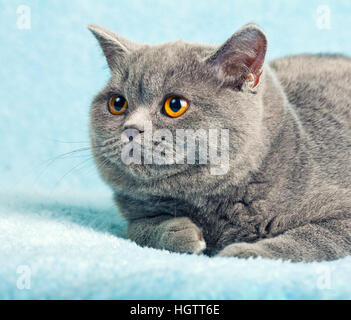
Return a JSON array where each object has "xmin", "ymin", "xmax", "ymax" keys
[{"xmin": 88, "ymin": 23, "xmax": 351, "ymax": 262}]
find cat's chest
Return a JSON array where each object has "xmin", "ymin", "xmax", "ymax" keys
[{"xmin": 186, "ymin": 193, "xmax": 274, "ymax": 254}]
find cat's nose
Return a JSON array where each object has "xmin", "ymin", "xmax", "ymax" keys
[
  {"xmin": 122, "ymin": 107, "xmax": 150, "ymax": 141},
  {"xmin": 124, "ymin": 125, "xmax": 144, "ymax": 141}
]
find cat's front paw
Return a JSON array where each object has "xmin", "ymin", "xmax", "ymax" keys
[
  {"xmin": 217, "ymin": 242, "xmax": 272, "ymax": 259},
  {"xmin": 158, "ymin": 217, "xmax": 206, "ymax": 254}
]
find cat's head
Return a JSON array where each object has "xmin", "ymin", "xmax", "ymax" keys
[{"xmin": 89, "ymin": 24, "xmax": 269, "ymax": 195}]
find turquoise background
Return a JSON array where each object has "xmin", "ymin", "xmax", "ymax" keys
[{"xmin": 1, "ymin": 1, "xmax": 351, "ymax": 299}]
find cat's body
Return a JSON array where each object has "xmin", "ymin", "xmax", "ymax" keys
[{"xmin": 89, "ymin": 24, "xmax": 351, "ymax": 261}]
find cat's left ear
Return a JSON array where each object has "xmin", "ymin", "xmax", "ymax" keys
[
  {"xmin": 88, "ymin": 24, "xmax": 141, "ymax": 70},
  {"xmin": 206, "ymin": 24, "xmax": 267, "ymax": 90}
]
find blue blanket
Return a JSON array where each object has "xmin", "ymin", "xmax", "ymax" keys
[{"xmin": 1, "ymin": 0, "xmax": 351, "ymax": 299}]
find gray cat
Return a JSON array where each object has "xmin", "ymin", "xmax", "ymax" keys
[{"xmin": 88, "ymin": 23, "xmax": 351, "ymax": 262}]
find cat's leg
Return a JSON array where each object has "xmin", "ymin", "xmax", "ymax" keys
[
  {"xmin": 217, "ymin": 219, "xmax": 351, "ymax": 262},
  {"xmin": 128, "ymin": 216, "xmax": 206, "ymax": 254}
]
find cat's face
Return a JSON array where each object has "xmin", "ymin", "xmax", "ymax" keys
[{"xmin": 89, "ymin": 24, "xmax": 268, "ymax": 194}]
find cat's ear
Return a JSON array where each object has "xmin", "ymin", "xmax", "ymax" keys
[
  {"xmin": 206, "ymin": 24, "xmax": 267, "ymax": 90},
  {"xmin": 88, "ymin": 24, "xmax": 140, "ymax": 69}
]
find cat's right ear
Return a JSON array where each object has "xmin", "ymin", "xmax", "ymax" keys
[
  {"xmin": 205, "ymin": 24, "xmax": 267, "ymax": 90},
  {"xmin": 88, "ymin": 24, "xmax": 140, "ymax": 70}
]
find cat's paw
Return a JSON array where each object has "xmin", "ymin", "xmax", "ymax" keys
[
  {"xmin": 217, "ymin": 242, "xmax": 272, "ymax": 259},
  {"xmin": 158, "ymin": 217, "xmax": 206, "ymax": 254}
]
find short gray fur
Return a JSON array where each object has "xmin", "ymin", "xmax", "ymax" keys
[{"xmin": 88, "ymin": 23, "xmax": 351, "ymax": 262}]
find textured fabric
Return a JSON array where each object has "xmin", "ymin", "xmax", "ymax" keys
[{"xmin": 1, "ymin": 0, "xmax": 351, "ymax": 299}]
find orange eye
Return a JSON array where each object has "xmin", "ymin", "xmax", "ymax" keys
[
  {"xmin": 108, "ymin": 94, "xmax": 128, "ymax": 115},
  {"xmin": 164, "ymin": 96, "xmax": 189, "ymax": 118}
]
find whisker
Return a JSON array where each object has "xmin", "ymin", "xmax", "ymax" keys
[
  {"xmin": 33, "ymin": 135, "xmax": 122, "ymax": 188},
  {"xmin": 55, "ymin": 157, "xmax": 95, "ymax": 187},
  {"xmin": 46, "ymin": 138, "xmax": 91, "ymax": 144},
  {"xmin": 33, "ymin": 144, "xmax": 106, "ymax": 187}
]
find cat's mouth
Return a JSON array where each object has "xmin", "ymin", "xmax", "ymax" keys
[
  {"xmin": 93, "ymin": 135, "xmax": 210, "ymax": 180},
  {"xmin": 116, "ymin": 151, "xmax": 195, "ymax": 180},
  {"xmin": 98, "ymin": 154, "xmax": 192, "ymax": 182}
]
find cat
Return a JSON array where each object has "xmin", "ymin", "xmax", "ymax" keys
[{"xmin": 88, "ymin": 23, "xmax": 351, "ymax": 262}]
